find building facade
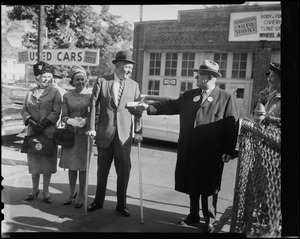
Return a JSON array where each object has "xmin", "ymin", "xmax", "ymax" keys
[{"xmin": 132, "ymin": 4, "xmax": 281, "ymax": 117}]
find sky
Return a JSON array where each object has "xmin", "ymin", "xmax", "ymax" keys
[{"xmin": 104, "ymin": 2, "xmax": 280, "ymax": 26}]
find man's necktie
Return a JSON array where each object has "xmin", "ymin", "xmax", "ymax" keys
[{"xmin": 117, "ymin": 80, "xmax": 124, "ymax": 106}]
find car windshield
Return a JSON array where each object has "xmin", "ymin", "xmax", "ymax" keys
[{"xmin": 1, "ymin": 92, "xmax": 14, "ymax": 104}]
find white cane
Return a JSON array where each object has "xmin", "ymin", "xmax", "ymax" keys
[
  {"xmin": 84, "ymin": 134, "xmax": 91, "ymax": 215},
  {"xmin": 137, "ymin": 141, "xmax": 144, "ymax": 224},
  {"xmin": 84, "ymin": 106, "xmax": 92, "ymax": 215}
]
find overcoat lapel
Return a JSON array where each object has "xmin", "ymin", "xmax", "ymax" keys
[{"xmin": 200, "ymin": 87, "xmax": 221, "ymax": 108}]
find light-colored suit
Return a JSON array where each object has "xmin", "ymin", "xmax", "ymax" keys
[{"xmin": 88, "ymin": 74, "xmax": 142, "ymax": 208}]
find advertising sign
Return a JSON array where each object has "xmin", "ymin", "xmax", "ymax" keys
[
  {"xmin": 17, "ymin": 49, "xmax": 99, "ymax": 65},
  {"xmin": 163, "ymin": 78, "xmax": 177, "ymax": 86},
  {"xmin": 229, "ymin": 11, "xmax": 281, "ymax": 41}
]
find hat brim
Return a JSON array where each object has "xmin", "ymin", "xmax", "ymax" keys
[
  {"xmin": 112, "ymin": 59, "xmax": 136, "ymax": 64},
  {"xmin": 193, "ymin": 69, "xmax": 222, "ymax": 78}
]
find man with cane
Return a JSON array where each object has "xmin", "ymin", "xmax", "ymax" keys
[{"xmin": 86, "ymin": 50, "xmax": 143, "ymax": 217}]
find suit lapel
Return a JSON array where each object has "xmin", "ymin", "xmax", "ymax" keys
[
  {"xmin": 108, "ymin": 75, "xmax": 117, "ymax": 108},
  {"xmin": 118, "ymin": 79, "xmax": 129, "ymax": 108},
  {"xmin": 200, "ymin": 86, "xmax": 220, "ymax": 108}
]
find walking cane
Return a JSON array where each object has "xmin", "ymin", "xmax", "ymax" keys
[
  {"xmin": 84, "ymin": 107, "xmax": 93, "ymax": 215},
  {"xmin": 137, "ymin": 141, "xmax": 145, "ymax": 224},
  {"xmin": 84, "ymin": 134, "xmax": 92, "ymax": 215}
]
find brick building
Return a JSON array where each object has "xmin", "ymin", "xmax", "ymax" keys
[{"xmin": 132, "ymin": 3, "xmax": 281, "ymax": 117}]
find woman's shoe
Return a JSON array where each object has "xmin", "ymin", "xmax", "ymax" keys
[
  {"xmin": 63, "ymin": 192, "xmax": 78, "ymax": 205},
  {"xmin": 24, "ymin": 190, "xmax": 40, "ymax": 201},
  {"xmin": 74, "ymin": 194, "xmax": 85, "ymax": 208},
  {"xmin": 43, "ymin": 193, "xmax": 52, "ymax": 204}
]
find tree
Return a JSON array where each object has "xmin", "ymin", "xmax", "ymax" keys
[{"xmin": 6, "ymin": 5, "xmax": 134, "ymax": 76}]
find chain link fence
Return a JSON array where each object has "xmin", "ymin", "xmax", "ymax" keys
[{"xmin": 230, "ymin": 118, "xmax": 281, "ymax": 237}]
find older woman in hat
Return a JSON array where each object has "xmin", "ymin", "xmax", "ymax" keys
[
  {"xmin": 21, "ymin": 61, "xmax": 62, "ymax": 203},
  {"xmin": 263, "ymin": 62, "xmax": 281, "ymax": 119},
  {"xmin": 59, "ymin": 65, "xmax": 91, "ymax": 208}
]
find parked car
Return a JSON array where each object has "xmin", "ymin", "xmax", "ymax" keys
[
  {"xmin": 140, "ymin": 95, "xmax": 179, "ymax": 143},
  {"xmin": 1, "ymin": 84, "xmax": 28, "ymax": 105},
  {"xmin": 1, "ymin": 93, "xmax": 25, "ymax": 136}
]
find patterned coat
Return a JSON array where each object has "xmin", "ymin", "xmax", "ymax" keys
[
  {"xmin": 148, "ymin": 86, "xmax": 239, "ymax": 194},
  {"xmin": 21, "ymin": 85, "xmax": 62, "ymax": 174},
  {"xmin": 89, "ymin": 74, "xmax": 142, "ymax": 149}
]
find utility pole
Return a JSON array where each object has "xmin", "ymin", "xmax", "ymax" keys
[
  {"xmin": 140, "ymin": 5, "xmax": 143, "ymax": 22},
  {"xmin": 38, "ymin": 5, "xmax": 45, "ymax": 61}
]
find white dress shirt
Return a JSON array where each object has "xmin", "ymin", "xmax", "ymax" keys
[{"xmin": 113, "ymin": 73, "xmax": 123, "ymax": 106}]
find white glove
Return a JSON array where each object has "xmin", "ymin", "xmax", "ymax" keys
[
  {"xmin": 66, "ymin": 118, "xmax": 77, "ymax": 127},
  {"xmin": 76, "ymin": 117, "xmax": 86, "ymax": 128}
]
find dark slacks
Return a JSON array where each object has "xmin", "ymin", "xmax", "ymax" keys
[
  {"xmin": 189, "ymin": 193, "xmax": 218, "ymax": 224},
  {"xmin": 93, "ymin": 131, "xmax": 131, "ymax": 208}
]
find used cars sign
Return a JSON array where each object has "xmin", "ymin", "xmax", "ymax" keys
[{"xmin": 17, "ymin": 49, "xmax": 99, "ymax": 66}]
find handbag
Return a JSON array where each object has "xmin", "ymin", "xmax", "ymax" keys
[
  {"xmin": 53, "ymin": 128, "xmax": 75, "ymax": 148},
  {"xmin": 21, "ymin": 134, "xmax": 55, "ymax": 156}
]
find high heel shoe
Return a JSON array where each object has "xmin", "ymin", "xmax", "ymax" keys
[
  {"xmin": 24, "ymin": 190, "xmax": 40, "ymax": 201},
  {"xmin": 74, "ymin": 194, "xmax": 85, "ymax": 208},
  {"xmin": 63, "ymin": 192, "xmax": 78, "ymax": 205},
  {"xmin": 43, "ymin": 193, "xmax": 52, "ymax": 204}
]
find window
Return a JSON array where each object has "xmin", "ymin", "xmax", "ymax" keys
[
  {"xmin": 148, "ymin": 80, "xmax": 160, "ymax": 95},
  {"xmin": 3, "ymin": 59, "xmax": 8, "ymax": 67},
  {"xmin": 214, "ymin": 53, "xmax": 227, "ymax": 77},
  {"xmin": 251, "ymin": 53, "xmax": 255, "ymax": 79},
  {"xmin": 180, "ymin": 81, "xmax": 193, "ymax": 96},
  {"xmin": 149, "ymin": 53, "xmax": 161, "ymax": 76},
  {"xmin": 232, "ymin": 53, "xmax": 247, "ymax": 78},
  {"xmin": 165, "ymin": 53, "xmax": 178, "ymax": 76},
  {"xmin": 181, "ymin": 53, "xmax": 195, "ymax": 77}
]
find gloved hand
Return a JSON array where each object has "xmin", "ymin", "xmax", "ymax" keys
[
  {"xmin": 134, "ymin": 133, "xmax": 143, "ymax": 143},
  {"xmin": 41, "ymin": 118, "xmax": 53, "ymax": 128},
  {"xmin": 75, "ymin": 117, "xmax": 87, "ymax": 128},
  {"xmin": 66, "ymin": 118, "xmax": 78, "ymax": 127},
  {"xmin": 222, "ymin": 154, "xmax": 233, "ymax": 163},
  {"xmin": 26, "ymin": 117, "xmax": 44, "ymax": 133},
  {"xmin": 85, "ymin": 130, "xmax": 96, "ymax": 138}
]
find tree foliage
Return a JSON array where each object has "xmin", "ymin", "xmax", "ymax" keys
[{"xmin": 6, "ymin": 5, "xmax": 134, "ymax": 76}]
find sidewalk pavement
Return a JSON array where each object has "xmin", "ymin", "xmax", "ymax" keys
[{"xmin": 1, "ymin": 144, "xmax": 238, "ymax": 235}]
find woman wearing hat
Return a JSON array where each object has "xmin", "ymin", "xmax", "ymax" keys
[
  {"xmin": 263, "ymin": 62, "xmax": 281, "ymax": 120},
  {"xmin": 21, "ymin": 61, "xmax": 62, "ymax": 203},
  {"xmin": 59, "ymin": 65, "xmax": 91, "ymax": 208}
]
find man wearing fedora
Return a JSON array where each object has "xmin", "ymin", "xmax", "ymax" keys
[
  {"xmin": 86, "ymin": 50, "xmax": 143, "ymax": 217},
  {"xmin": 136, "ymin": 60, "xmax": 239, "ymax": 232}
]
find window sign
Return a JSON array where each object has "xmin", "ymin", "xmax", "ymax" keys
[
  {"xmin": 163, "ymin": 78, "xmax": 177, "ymax": 85},
  {"xmin": 229, "ymin": 11, "xmax": 281, "ymax": 41}
]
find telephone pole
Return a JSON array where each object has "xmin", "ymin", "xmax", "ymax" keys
[{"xmin": 38, "ymin": 5, "xmax": 45, "ymax": 61}]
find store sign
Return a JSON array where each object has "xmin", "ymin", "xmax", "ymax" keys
[
  {"xmin": 17, "ymin": 49, "xmax": 99, "ymax": 66},
  {"xmin": 163, "ymin": 78, "xmax": 177, "ymax": 86},
  {"xmin": 229, "ymin": 11, "xmax": 281, "ymax": 41}
]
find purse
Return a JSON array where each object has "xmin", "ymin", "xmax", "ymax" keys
[
  {"xmin": 53, "ymin": 128, "xmax": 75, "ymax": 148},
  {"xmin": 21, "ymin": 134, "xmax": 55, "ymax": 156}
]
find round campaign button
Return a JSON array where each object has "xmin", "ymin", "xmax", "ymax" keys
[
  {"xmin": 35, "ymin": 143, "xmax": 43, "ymax": 151},
  {"xmin": 207, "ymin": 96, "xmax": 213, "ymax": 102},
  {"xmin": 193, "ymin": 96, "xmax": 201, "ymax": 102}
]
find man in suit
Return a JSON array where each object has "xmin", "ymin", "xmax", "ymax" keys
[
  {"xmin": 136, "ymin": 60, "xmax": 239, "ymax": 232},
  {"xmin": 86, "ymin": 50, "xmax": 143, "ymax": 217}
]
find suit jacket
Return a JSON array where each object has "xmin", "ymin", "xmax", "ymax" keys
[
  {"xmin": 148, "ymin": 86, "xmax": 239, "ymax": 194},
  {"xmin": 21, "ymin": 85, "xmax": 62, "ymax": 139},
  {"xmin": 89, "ymin": 74, "xmax": 142, "ymax": 148}
]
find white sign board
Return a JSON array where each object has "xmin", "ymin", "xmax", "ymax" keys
[
  {"xmin": 229, "ymin": 11, "xmax": 281, "ymax": 41},
  {"xmin": 17, "ymin": 49, "xmax": 99, "ymax": 65}
]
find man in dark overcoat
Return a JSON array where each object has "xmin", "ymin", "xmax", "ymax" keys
[{"xmin": 137, "ymin": 60, "xmax": 239, "ymax": 232}]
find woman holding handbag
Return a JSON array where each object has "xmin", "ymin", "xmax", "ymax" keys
[
  {"xmin": 59, "ymin": 65, "xmax": 91, "ymax": 208},
  {"xmin": 21, "ymin": 61, "xmax": 62, "ymax": 203}
]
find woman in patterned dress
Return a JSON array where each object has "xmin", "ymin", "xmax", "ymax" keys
[
  {"xmin": 59, "ymin": 65, "xmax": 91, "ymax": 208},
  {"xmin": 21, "ymin": 61, "xmax": 62, "ymax": 203}
]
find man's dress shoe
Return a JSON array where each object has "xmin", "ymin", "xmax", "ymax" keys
[
  {"xmin": 204, "ymin": 223, "xmax": 215, "ymax": 233},
  {"xmin": 116, "ymin": 206, "xmax": 130, "ymax": 217},
  {"xmin": 87, "ymin": 203, "xmax": 103, "ymax": 212},
  {"xmin": 178, "ymin": 214, "xmax": 200, "ymax": 226}
]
